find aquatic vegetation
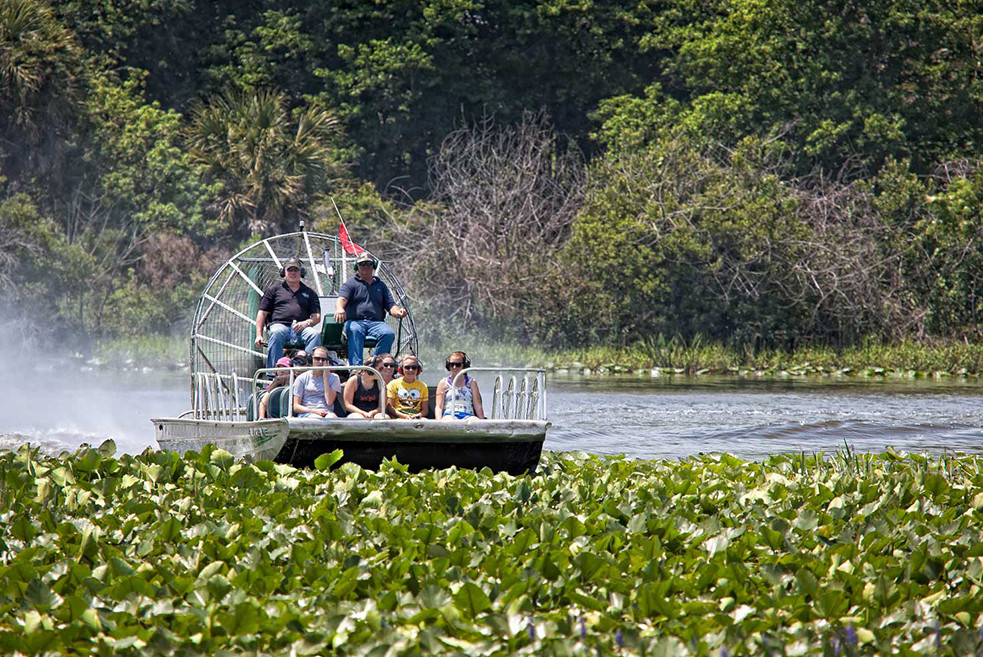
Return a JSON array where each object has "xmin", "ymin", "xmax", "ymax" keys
[{"xmin": 4, "ymin": 442, "xmax": 983, "ymax": 655}]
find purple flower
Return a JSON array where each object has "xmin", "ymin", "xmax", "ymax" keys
[
  {"xmin": 579, "ymin": 616, "xmax": 587, "ymax": 640},
  {"xmin": 616, "ymin": 629, "xmax": 623, "ymax": 647},
  {"xmin": 528, "ymin": 621, "xmax": 536, "ymax": 640},
  {"xmin": 844, "ymin": 624, "xmax": 858, "ymax": 646},
  {"xmin": 720, "ymin": 648, "xmax": 730, "ymax": 657}
]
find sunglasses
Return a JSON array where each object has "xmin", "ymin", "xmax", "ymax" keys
[
  {"xmin": 380, "ymin": 363, "xmax": 396, "ymax": 368},
  {"xmin": 448, "ymin": 361, "xmax": 465, "ymax": 367},
  {"xmin": 285, "ymin": 267, "xmax": 300, "ymax": 272},
  {"xmin": 313, "ymin": 356, "xmax": 329, "ymax": 362},
  {"xmin": 402, "ymin": 364, "xmax": 419, "ymax": 371},
  {"xmin": 291, "ymin": 359, "xmax": 307, "ymax": 366}
]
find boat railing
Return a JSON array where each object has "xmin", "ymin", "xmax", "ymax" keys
[
  {"xmin": 249, "ymin": 365, "xmax": 387, "ymax": 419},
  {"xmin": 192, "ymin": 370, "xmax": 256, "ymax": 421},
  {"xmin": 191, "ymin": 365, "xmax": 546, "ymax": 422},
  {"xmin": 450, "ymin": 368, "xmax": 547, "ymax": 421}
]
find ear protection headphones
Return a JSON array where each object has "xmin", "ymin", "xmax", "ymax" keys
[
  {"xmin": 279, "ymin": 264, "xmax": 307, "ymax": 277},
  {"xmin": 352, "ymin": 257, "xmax": 378, "ymax": 271},
  {"xmin": 445, "ymin": 352, "xmax": 471, "ymax": 371},
  {"xmin": 398, "ymin": 358, "xmax": 423, "ymax": 376}
]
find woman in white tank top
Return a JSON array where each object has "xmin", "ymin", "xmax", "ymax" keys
[{"xmin": 435, "ymin": 351, "xmax": 485, "ymax": 420}]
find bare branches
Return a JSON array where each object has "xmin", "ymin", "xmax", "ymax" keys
[{"xmin": 387, "ymin": 112, "xmax": 585, "ymax": 328}]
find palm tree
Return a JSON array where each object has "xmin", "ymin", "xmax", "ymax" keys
[
  {"xmin": 187, "ymin": 89, "xmax": 342, "ymax": 236},
  {"xmin": 0, "ymin": 0, "xmax": 81, "ymax": 180}
]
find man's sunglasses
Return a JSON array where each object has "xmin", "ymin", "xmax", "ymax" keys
[
  {"xmin": 313, "ymin": 356, "xmax": 330, "ymax": 362},
  {"xmin": 448, "ymin": 361, "xmax": 465, "ymax": 367},
  {"xmin": 402, "ymin": 364, "xmax": 419, "ymax": 371},
  {"xmin": 380, "ymin": 363, "xmax": 396, "ymax": 368}
]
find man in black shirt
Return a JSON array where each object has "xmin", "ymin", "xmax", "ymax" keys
[
  {"xmin": 333, "ymin": 251, "xmax": 407, "ymax": 365},
  {"xmin": 255, "ymin": 257, "xmax": 322, "ymax": 370}
]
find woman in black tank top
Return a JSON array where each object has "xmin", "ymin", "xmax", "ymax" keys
[{"xmin": 343, "ymin": 354, "xmax": 387, "ymax": 418}]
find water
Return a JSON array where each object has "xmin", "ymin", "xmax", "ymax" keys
[
  {"xmin": 3, "ymin": 369, "xmax": 982, "ymax": 461},
  {"xmin": 549, "ymin": 374, "xmax": 983, "ymax": 460},
  {"xmin": 2, "ymin": 368, "xmax": 187, "ymax": 457}
]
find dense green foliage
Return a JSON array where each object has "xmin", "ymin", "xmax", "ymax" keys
[
  {"xmin": 2, "ymin": 0, "xmax": 982, "ymax": 351},
  {"xmin": 5, "ymin": 442, "xmax": 983, "ymax": 655}
]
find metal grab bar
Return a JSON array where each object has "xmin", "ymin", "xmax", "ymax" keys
[
  {"xmin": 448, "ymin": 367, "xmax": 547, "ymax": 421},
  {"xmin": 193, "ymin": 371, "xmax": 251, "ymax": 421}
]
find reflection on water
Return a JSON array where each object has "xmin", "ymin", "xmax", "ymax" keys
[
  {"xmin": 548, "ymin": 374, "xmax": 983, "ymax": 460},
  {"xmin": 4, "ymin": 368, "xmax": 983, "ymax": 461}
]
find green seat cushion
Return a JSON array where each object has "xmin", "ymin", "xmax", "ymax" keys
[{"xmin": 265, "ymin": 387, "xmax": 292, "ymax": 419}]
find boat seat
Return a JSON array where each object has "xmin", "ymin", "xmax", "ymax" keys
[
  {"xmin": 425, "ymin": 385, "xmax": 437, "ymax": 419},
  {"xmin": 283, "ymin": 336, "xmax": 307, "ymax": 351},
  {"xmin": 265, "ymin": 387, "xmax": 292, "ymax": 419},
  {"xmin": 320, "ymin": 296, "xmax": 346, "ymax": 351},
  {"xmin": 247, "ymin": 387, "xmax": 289, "ymax": 421},
  {"xmin": 320, "ymin": 297, "xmax": 403, "ymax": 359},
  {"xmin": 333, "ymin": 397, "xmax": 348, "ymax": 418},
  {"xmin": 321, "ymin": 318, "xmax": 378, "ymax": 353}
]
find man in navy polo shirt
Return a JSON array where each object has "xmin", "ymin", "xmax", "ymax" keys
[
  {"xmin": 333, "ymin": 251, "xmax": 407, "ymax": 365},
  {"xmin": 255, "ymin": 257, "xmax": 322, "ymax": 370}
]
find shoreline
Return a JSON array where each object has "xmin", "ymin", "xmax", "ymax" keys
[{"xmin": 77, "ymin": 334, "xmax": 983, "ymax": 379}]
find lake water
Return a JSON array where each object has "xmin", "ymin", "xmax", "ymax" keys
[
  {"xmin": 549, "ymin": 374, "xmax": 983, "ymax": 460},
  {"xmin": 4, "ymin": 369, "xmax": 983, "ymax": 461}
]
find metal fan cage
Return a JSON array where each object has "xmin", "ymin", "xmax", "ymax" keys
[{"xmin": 188, "ymin": 231, "xmax": 417, "ymax": 411}]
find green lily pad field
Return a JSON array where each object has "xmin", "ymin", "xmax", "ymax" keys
[{"xmin": 3, "ymin": 442, "xmax": 983, "ymax": 656}]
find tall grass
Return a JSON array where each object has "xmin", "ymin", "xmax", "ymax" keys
[
  {"xmin": 95, "ymin": 330, "xmax": 983, "ymax": 376},
  {"xmin": 444, "ymin": 334, "xmax": 983, "ymax": 376}
]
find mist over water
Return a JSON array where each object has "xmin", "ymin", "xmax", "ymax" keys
[{"xmin": 0, "ymin": 349, "xmax": 187, "ymax": 457}]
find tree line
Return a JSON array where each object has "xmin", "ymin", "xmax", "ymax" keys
[{"xmin": 2, "ymin": 0, "xmax": 982, "ymax": 350}]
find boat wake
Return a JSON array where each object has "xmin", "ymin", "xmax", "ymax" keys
[{"xmin": 0, "ymin": 430, "xmax": 109, "ymax": 457}]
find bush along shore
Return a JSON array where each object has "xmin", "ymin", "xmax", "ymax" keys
[
  {"xmin": 5, "ymin": 442, "xmax": 983, "ymax": 655},
  {"xmin": 429, "ymin": 337, "xmax": 983, "ymax": 380},
  {"xmin": 74, "ymin": 335, "xmax": 983, "ymax": 380}
]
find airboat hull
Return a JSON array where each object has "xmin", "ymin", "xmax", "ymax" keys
[{"xmin": 153, "ymin": 417, "xmax": 548, "ymax": 474}]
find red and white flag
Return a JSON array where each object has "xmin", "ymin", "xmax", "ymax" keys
[{"xmin": 338, "ymin": 220, "xmax": 363, "ymax": 255}]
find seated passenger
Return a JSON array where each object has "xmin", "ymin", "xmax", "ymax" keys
[
  {"xmin": 375, "ymin": 353, "xmax": 397, "ymax": 387},
  {"xmin": 254, "ymin": 257, "xmax": 321, "ymax": 371},
  {"xmin": 291, "ymin": 350, "xmax": 310, "ymax": 367},
  {"xmin": 293, "ymin": 347, "xmax": 342, "ymax": 418},
  {"xmin": 258, "ymin": 356, "xmax": 293, "ymax": 419},
  {"xmin": 386, "ymin": 355, "xmax": 428, "ymax": 419},
  {"xmin": 343, "ymin": 354, "xmax": 387, "ymax": 419},
  {"xmin": 333, "ymin": 252, "xmax": 407, "ymax": 365},
  {"xmin": 435, "ymin": 351, "xmax": 485, "ymax": 420}
]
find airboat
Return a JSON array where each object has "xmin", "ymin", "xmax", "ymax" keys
[{"xmin": 151, "ymin": 228, "xmax": 549, "ymax": 474}]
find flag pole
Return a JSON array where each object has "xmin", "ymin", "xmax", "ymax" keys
[{"xmin": 331, "ymin": 197, "xmax": 350, "ymax": 282}]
